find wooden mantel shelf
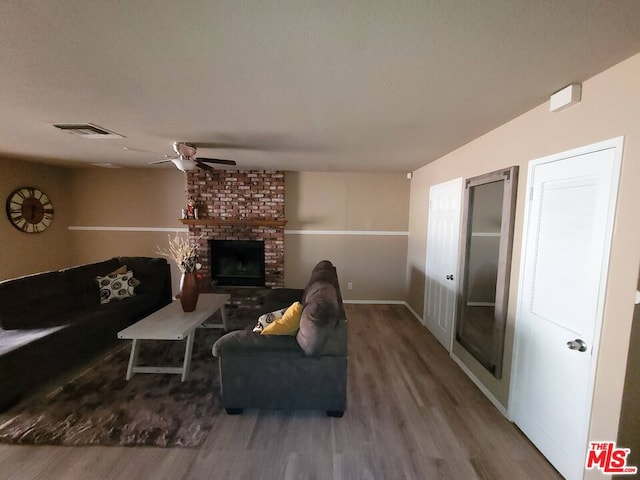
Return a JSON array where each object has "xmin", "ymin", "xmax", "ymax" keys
[{"xmin": 179, "ymin": 218, "xmax": 287, "ymax": 227}]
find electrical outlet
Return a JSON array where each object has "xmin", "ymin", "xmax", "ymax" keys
[{"xmin": 347, "ymin": 282, "xmax": 353, "ymax": 290}]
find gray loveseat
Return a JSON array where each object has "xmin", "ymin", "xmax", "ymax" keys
[
  {"xmin": 212, "ymin": 260, "xmax": 347, "ymax": 416},
  {"xmin": 0, "ymin": 257, "xmax": 172, "ymax": 411}
]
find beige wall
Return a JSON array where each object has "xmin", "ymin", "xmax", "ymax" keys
[
  {"xmin": 285, "ymin": 234, "xmax": 408, "ymax": 299},
  {"xmin": 68, "ymin": 168, "xmax": 186, "ymax": 228},
  {"xmin": 0, "ymin": 158, "xmax": 74, "ymax": 280},
  {"xmin": 1, "ymin": 165, "xmax": 410, "ymax": 301},
  {"xmin": 285, "ymin": 171, "xmax": 410, "ymax": 300},
  {"xmin": 286, "ymin": 171, "xmax": 409, "ymax": 231},
  {"xmin": 407, "ymin": 52, "xmax": 640, "ymax": 465},
  {"xmin": 68, "ymin": 169, "xmax": 411, "ymax": 299},
  {"xmin": 67, "ymin": 168, "xmax": 187, "ymax": 292}
]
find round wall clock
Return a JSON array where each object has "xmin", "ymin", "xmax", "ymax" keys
[{"xmin": 5, "ymin": 187, "xmax": 54, "ymax": 233}]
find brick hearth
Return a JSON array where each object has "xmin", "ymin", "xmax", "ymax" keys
[{"xmin": 185, "ymin": 170, "xmax": 285, "ymax": 290}]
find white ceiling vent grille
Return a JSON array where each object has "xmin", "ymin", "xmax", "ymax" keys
[{"xmin": 53, "ymin": 123, "xmax": 124, "ymax": 139}]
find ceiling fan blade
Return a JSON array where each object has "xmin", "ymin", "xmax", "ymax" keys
[
  {"xmin": 196, "ymin": 157, "xmax": 237, "ymax": 166},
  {"xmin": 148, "ymin": 159, "xmax": 173, "ymax": 165},
  {"xmin": 188, "ymin": 142, "xmax": 254, "ymax": 150},
  {"xmin": 195, "ymin": 161, "xmax": 215, "ymax": 172}
]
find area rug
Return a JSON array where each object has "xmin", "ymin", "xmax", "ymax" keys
[{"xmin": 0, "ymin": 328, "xmax": 225, "ymax": 448}]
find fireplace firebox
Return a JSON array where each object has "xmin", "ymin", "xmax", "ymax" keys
[{"xmin": 209, "ymin": 240, "xmax": 266, "ymax": 287}]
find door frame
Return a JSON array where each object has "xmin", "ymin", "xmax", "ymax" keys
[
  {"xmin": 456, "ymin": 166, "xmax": 518, "ymax": 378},
  {"xmin": 508, "ymin": 136, "xmax": 624, "ymax": 474},
  {"xmin": 423, "ymin": 177, "xmax": 463, "ymax": 352}
]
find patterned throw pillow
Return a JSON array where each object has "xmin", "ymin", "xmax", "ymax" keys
[
  {"xmin": 253, "ymin": 306, "xmax": 289, "ymax": 333},
  {"xmin": 261, "ymin": 302, "xmax": 303, "ymax": 336},
  {"xmin": 96, "ymin": 270, "xmax": 136, "ymax": 304},
  {"xmin": 108, "ymin": 265, "xmax": 141, "ymax": 287}
]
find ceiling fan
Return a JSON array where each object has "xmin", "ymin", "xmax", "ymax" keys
[{"xmin": 149, "ymin": 142, "xmax": 237, "ymax": 172}]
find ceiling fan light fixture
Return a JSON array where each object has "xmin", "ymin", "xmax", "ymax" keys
[
  {"xmin": 171, "ymin": 157, "xmax": 197, "ymax": 172},
  {"xmin": 147, "ymin": 142, "xmax": 236, "ymax": 171}
]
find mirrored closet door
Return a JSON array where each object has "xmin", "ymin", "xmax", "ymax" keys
[{"xmin": 455, "ymin": 166, "xmax": 518, "ymax": 378}]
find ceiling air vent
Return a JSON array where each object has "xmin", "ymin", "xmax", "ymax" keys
[{"xmin": 53, "ymin": 123, "xmax": 124, "ymax": 139}]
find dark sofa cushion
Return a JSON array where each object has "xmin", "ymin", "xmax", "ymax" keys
[
  {"xmin": 0, "ymin": 306, "xmax": 130, "ymax": 410},
  {"xmin": 296, "ymin": 281, "xmax": 339, "ymax": 356},
  {"xmin": 302, "ymin": 260, "xmax": 338, "ymax": 305},
  {"xmin": 96, "ymin": 292, "xmax": 159, "ymax": 321},
  {"xmin": 0, "ymin": 325, "xmax": 65, "ymax": 357},
  {"xmin": 117, "ymin": 257, "xmax": 169, "ymax": 299},
  {"xmin": 62, "ymin": 258, "xmax": 121, "ymax": 310},
  {"xmin": 213, "ymin": 329, "xmax": 303, "ymax": 356},
  {"xmin": 265, "ymin": 288, "xmax": 304, "ymax": 307},
  {"xmin": 0, "ymin": 271, "xmax": 76, "ymax": 330}
]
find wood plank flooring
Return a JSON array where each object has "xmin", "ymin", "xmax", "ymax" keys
[{"xmin": 0, "ymin": 304, "xmax": 561, "ymax": 479}]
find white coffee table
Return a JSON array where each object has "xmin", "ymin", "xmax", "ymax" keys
[{"xmin": 117, "ymin": 293, "xmax": 231, "ymax": 381}]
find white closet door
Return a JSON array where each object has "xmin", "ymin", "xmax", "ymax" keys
[
  {"xmin": 510, "ymin": 137, "xmax": 623, "ymax": 480},
  {"xmin": 423, "ymin": 178, "xmax": 463, "ymax": 350}
]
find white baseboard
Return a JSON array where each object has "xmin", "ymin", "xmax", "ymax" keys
[
  {"xmin": 450, "ymin": 351, "xmax": 509, "ymax": 418},
  {"xmin": 342, "ymin": 300, "xmax": 423, "ymax": 325},
  {"xmin": 69, "ymin": 226, "xmax": 188, "ymax": 233},
  {"xmin": 342, "ymin": 300, "xmax": 422, "ymax": 318},
  {"xmin": 402, "ymin": 302, "xmax": 424, "ymax": 324},
  {"xmin": 285, "ymin": 230, "xmax": 408, "ymax": 236}
]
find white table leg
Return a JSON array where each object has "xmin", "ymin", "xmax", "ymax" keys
[
  {"xmin": 220, "ymin": 305, "xmax": 228, "ymax": 331},
  {"xmin": 181, "ymin": 330, "xmax": 196, "ymax": 382},
  {"xmin": 126, "ymin": 339, "xmax": 140, "ymax": 380},
  {"xmin": 199, "ymin": 304, "xmax": 228, "ymax": 330}
]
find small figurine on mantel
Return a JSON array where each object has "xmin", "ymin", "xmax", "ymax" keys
[{"xmin": 183, "ymin": 199, "xmax": 199, "ymax": 219}]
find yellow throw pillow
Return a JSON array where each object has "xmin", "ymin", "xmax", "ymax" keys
[{"xmin": 261, "ymin": 302, "xmax": 303, "ymax": 336}]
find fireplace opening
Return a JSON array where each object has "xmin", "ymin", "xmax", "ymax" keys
[{"xmin": 210, "ymin": 240, "xmax": 266, "ymax": 287}]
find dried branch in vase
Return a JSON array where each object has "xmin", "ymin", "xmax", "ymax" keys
[{"xmin": 157, "ymin": 234, "xmax": 203, "ymax": 273}]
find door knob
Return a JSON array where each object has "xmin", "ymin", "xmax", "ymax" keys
[
  {"xmin": 446, "ymin": 274, "xmax": 454, "ymax": 280},
  {"xmin": 567, "ymin": 339, "xmax": 588, "ymax": 352}
]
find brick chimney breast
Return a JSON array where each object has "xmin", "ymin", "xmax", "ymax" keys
[{"xmin": 185, "ymin": 170, "xmax": 285, "ymax": 290}]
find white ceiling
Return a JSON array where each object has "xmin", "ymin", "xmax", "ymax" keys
[{"xmin": 1, "ymin": 1, "xmax": 639, "ymax": 172}]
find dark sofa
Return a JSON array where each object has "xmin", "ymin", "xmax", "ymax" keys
[
  {"xmin": 0, "ymin": 257, "xmax": 172, "ymax": 411},
  {"xmin": 212, "ymin": 260, "xmax": 347, "ymax": 416}
]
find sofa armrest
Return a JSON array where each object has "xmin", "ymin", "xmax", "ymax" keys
[{"xmin": 212, "ymin": 330, "xmax": 303, "ymax": 357}]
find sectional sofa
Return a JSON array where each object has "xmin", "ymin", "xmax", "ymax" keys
[
  {"xmin": 212, "ymin": 260, "xmax": 348, "ymax": 416},
  {"xmin": 0, "ymin": 257, "xmax": 172, "ymax": 411}
]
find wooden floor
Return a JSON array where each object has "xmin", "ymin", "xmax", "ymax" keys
[{"xmin": 0, "ymin": 304, "xmax": 561, "ymax": 480}]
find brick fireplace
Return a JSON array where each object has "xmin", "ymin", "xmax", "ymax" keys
[{"xmin": 183, "ymin": 170, "xmax": 285, "ymax": 291}]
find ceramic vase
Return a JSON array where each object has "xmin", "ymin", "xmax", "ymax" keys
[{"xmin": 179, "ymin": 272, "xmax": 199, "ymax": 312}]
